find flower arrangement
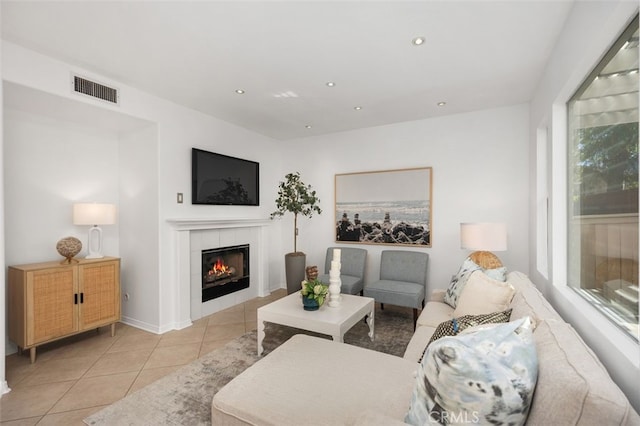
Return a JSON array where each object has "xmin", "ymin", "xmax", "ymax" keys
[{"xmin": 301, "ymin": 278, "xmax": 329, "ymax": 307}]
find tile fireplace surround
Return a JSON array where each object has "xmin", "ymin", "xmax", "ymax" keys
[{"xmin": 167, "ymin": 218, "xmax": 271, "ymax": 329}]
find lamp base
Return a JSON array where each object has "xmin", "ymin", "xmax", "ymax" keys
[
  {"xmin": 85, "ymin": 254, "xmax": 105, "ymax": 259},
  {"xmin": 85, "ymin": 226, "xmax": 105, "ymax": 259},
  {"xmin": 469, "ymin": 251, "xmax": 503, "ymax": 269}
]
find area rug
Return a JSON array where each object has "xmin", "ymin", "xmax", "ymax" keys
[{"xmin": 84, "ymin": 306, "xmax": 415, "ymax": 425}]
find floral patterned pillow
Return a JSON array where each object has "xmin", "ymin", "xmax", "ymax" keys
[{"xmin": 406, "ymin": 317, "xmax": 538, "ymax": 426}]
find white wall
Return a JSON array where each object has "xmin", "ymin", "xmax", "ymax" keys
[
  {"xmin": 279, "ymin": 104, "xmax": 530, "ymax": 290},
  {"xmin": 2, "ymin": 41, "xmax": 286, "ymax": 344},
  {"xmin": 529, "ymin": 1, "xmax": 639, "ymax": 412},
  {"xmin": 3, "ymin": 108, "xmax": 121, "ymax": 265},
  {"xmin": 118, "ymin": 125, "xmax": 160, "ymax": 330}
]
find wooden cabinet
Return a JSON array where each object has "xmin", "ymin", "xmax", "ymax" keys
[{"xmin": 8, "ymin": 257, "xmax": 120, "ymax": 363}]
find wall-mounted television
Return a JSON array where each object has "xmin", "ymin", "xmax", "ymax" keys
[{"xmin": 192, "ymin": 148, "xmax": 259, "ymax": 206}]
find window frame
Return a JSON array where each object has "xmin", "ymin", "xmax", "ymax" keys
[{"xmin": 564, "ymin": 14, "xmax": 639, "ymax": 341}]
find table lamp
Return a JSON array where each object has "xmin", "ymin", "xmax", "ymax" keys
[
  {"xmin": 460, "ymin": 222, "xmax": 507, "ymax": 269},
  {"xmin": 73, "ymin": 203, "xmax": 117, "ymax": 259}
]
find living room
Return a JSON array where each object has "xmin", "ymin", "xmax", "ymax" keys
[{"xmin": 0, "ymin": 0, "xmax": 638, "ymax": 420}]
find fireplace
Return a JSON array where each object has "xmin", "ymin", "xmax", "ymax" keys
[{"xmin": 202, "ymin": 244, "xmax": 250, "ymax": 302}]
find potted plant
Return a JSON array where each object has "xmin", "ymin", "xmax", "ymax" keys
[
  {"xmin": 271, "ymin": 172, "xmax": 322, "ymax": 294},
  {"xmin": 300, "ymin": 278, "xmax": 329, "ymax": 311}
]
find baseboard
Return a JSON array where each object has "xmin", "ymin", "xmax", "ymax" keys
[
  {"xmin": 120, "ymin": 316, "xmax": 193, "ymax": 334},
  {"xmin": 120, "ymin": 316, "xmax": 163, "ymax": 334},
  {"xmin": 0, "ymin": 380, "xmax": 10, "ymax": 396}
]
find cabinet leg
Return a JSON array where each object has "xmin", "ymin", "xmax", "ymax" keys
[
  {"xmin": 110, "ymin": 323, "xmax": 116, "ymax": 337},
  {"xmin": 30, "ymin": 347, "xmax": 36, "ymax": 364}
]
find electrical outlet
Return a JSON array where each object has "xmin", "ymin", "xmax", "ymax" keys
[{"xmin": 177, "ymin": 193, "xmax": 183, "ymax": 203}]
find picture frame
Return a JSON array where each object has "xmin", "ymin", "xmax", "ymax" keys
[{"xmin": 335, "ymin": 167, "xmax": 432, "ymax": 247}]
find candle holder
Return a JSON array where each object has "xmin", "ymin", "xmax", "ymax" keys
[{"xmin": 328, "ymin": 248, "xmax": 342, "ymax": 307}]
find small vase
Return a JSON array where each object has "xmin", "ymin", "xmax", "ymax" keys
[{"xmin": 302, "ymin": 296, "xmax": 320, "ymax": 311}]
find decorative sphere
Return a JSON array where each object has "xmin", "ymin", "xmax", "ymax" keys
[{"xmin": 56, "ymin": 237, "xmax": 82, "ymax": 261}]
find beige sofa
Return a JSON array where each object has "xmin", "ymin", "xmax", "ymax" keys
[{"xmin": 212, "ymin": 271, "xmax": 640, "ymax": 425}]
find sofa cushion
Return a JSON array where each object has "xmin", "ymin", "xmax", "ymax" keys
[
  {"xmin": 405, "ymin": 317, "xmax": 538, "ymax": 426},
  {"xmin": 416, "ymin": 301, "xmax": 454, "ymax": 328},
  {"xmin": 453, "ymin": 270, "xmax": 515, "ymax": 316},
  {"xmin": 528, "ymin": 319, "xmax": 636, "ymax": 425},
  {"xmin": 507, "ymin": 271, "xmax": 563, "ymax": 323},
  {"xmin": 403, "ymin": 325, "xmax": 437, "ymax": 362}
]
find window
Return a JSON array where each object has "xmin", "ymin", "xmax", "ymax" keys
[{"xmin": 567, "ymin": 15, "xmax": 638, "ymax": 340}]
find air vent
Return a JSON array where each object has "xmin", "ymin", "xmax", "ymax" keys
[{"xmin": 73, "ymin": 75, "xmax": 119, "ymax": 104}]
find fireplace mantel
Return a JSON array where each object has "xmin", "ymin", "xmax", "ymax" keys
[
  {"xmin": 167, "ymin": 217, "xmax": 271, "ymax": 330},
  {"xmin": 167, "ymin": 218, "xmax": 271, "ymax": 231}
]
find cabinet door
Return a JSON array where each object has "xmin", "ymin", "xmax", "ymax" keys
[
  {"xmin": 27, "ymin": 267, "xmax": 78, "ymax": 346},
  {"xmin": 78, "ymin": 260, "xmax": 120, "ymax": 330}
]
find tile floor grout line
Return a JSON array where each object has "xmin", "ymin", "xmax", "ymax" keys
[
  {"xmin": 39, "ymin": 328, "xmax": 121, "ymax": 419},
  {"xmin": 3, "ymin": 290, "xmax": 288, "ymax": 423}
]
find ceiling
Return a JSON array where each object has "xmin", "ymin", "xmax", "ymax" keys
[{"xmin": 1, "ymin": 1, "xmax": 575, "ymax": 140}]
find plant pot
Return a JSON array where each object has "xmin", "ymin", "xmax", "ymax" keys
[
  {"xmin": 302, "ymin": 296, "xmax": 320, "ymax": 311},
  {"xmin": 285, "ymin": 252, "xmax": 306, "ymax": 294}
]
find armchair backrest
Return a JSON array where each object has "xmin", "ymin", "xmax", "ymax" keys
[
  {"xmin": 379, "ymin": 250, "xmax": 429, "ymax": 285},
  {"xmin": 324, "ymin": 247, "xmax": 367, "ymax": 278}
]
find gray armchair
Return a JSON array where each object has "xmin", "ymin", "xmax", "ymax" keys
[
  {"xmin": 317, "ymin": 247, "xmax": 367, "ymax": 295},
  {"xmin": 364, "ymin": 250, "xmax": 429, "ymax": 328}
]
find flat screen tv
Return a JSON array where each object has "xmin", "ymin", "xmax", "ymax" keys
[{"xmin": 192, "ymin": 148, "xmax": 259, "ymax": 206}]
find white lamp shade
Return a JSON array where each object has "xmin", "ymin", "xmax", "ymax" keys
[
  {"xmin": 460, "ymin": 222, "xmax": 507, "ymax": 252},
  {"xmin": 73, "ymin": 203, "xmax": 117, "ymax": 226}
]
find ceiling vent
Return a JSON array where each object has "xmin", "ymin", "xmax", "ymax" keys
[{"xmin": 72, "ymin": 75, "xmax": 119, "ymax": 105}]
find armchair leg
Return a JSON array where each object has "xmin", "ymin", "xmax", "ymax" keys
[
  {"xmin": 380, "ymin": 303, "xmax": 385, "ymax": 310},
  {"xmin": 413, "ymin": 308, "xmax": 418, "ymax": 330}
]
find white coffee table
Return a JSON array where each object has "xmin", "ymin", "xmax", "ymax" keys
[{"xmin": 257, "ymin": 292, "xmax": 375, "ymax": 355}]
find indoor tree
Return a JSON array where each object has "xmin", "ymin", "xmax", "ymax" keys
[
  {"xmin": 271, "ymin": 171, "xmax": 322, "ymax": 253},
  {"xmin": 271, "ymin": 172, "xmax": 322, "ymax": 293}
]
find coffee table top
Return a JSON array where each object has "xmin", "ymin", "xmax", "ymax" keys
[{"xmin": 258, "ymin": 292, "xmax": 374, "ymax": 325}]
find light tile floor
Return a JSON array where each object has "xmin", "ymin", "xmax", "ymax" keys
[{"xmin": 0, "ymin": 289, "xmax": 287, "ymax": 425}]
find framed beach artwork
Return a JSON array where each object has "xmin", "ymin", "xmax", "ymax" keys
[{"xmin": 334, "ymin": 167, "xmax": 432, "ymax": 247}]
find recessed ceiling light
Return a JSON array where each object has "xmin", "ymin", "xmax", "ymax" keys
[
  {"xmin": 437, "ymin": 101, "xmax": 446, "ymax": 107},
  {"xmin": 326, "ymin": 82, "xmax": 336, "ymax": 87},
  {"xmin": 235, "ymin": 89, "xmax": 245, "ymax": 94},
  {"xmin": 305, "ymin": 125, "xmax": 312, "ymax": 129},
  {"xmin": 354, "ymin": 106, "xmax": 362, "ymax": 111},
  {"xmin": 412, "ymin": 36, "xmax": 426, "ymax": 46}
]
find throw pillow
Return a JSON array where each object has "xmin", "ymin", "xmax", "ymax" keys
[
  {"xmin": 443, "ymin": 257, "xmax": 480, "ymax": 308},
  {"xmin": 418, "ymin": 309, "xmax": 512, "ymax": 363},
  {"xmin": 453, "ymin": 270, "xmax": 515, "ymax": 317},
  {"xmin": 405, "ymin": 317, "xmax": 538, "ymax": 426},
  {"xmin": 444, "ymin": 256, "xmax": 508, "ymax": 309},
  {"xmin": 484, "ymin": 266, "xmax": 508, "ymax": 282}
]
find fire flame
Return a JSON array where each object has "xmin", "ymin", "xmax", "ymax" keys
[
  {"xmin": 207, "ymin": 258, "xmax": 233, "ymax": 279},
  {"xmin": 213, "ymin": 259, "xmax": 229, "ymax": 274}
]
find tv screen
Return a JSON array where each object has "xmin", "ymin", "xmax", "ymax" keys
[{"xmin": 192, "ymin": 148, "xmax": 259, "ymax": 206}]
